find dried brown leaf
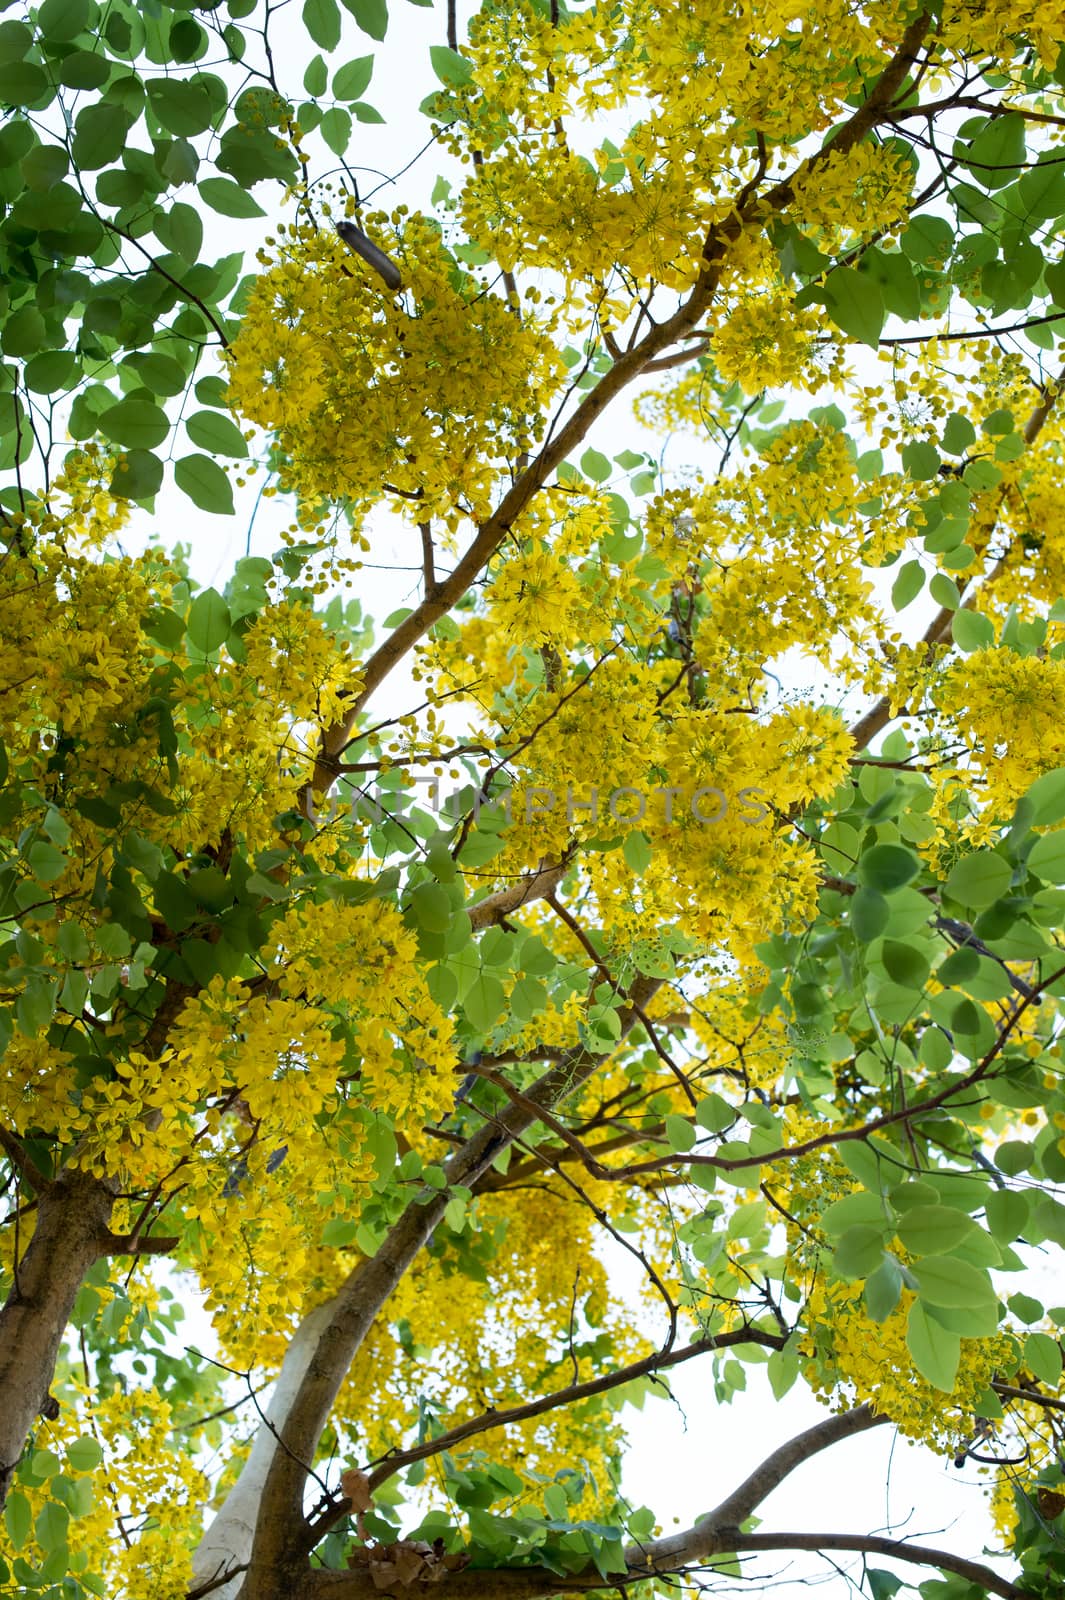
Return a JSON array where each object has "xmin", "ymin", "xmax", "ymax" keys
[{"xmin": 340, "ymin": 1467, "xmax": 373, "ymax": 1511}]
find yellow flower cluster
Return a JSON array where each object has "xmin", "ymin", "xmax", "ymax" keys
[
  {"xmin": 0, "ymin": 1381, "xmax": 209, "ymax": 1600},
  {"xmin": 225, "ymin": 218, "xmax": 565, "ymax": 530},
  {"xmin": 242, "ymin": 600, "xmax": 359, "ymax": 727},
  {"xmin": 487, "ymin": 541, "xmax": 587, "ymax": 646},
  {"xmin": 803, "ymin": 1279, "xmax": 1015, "ymax": 1447},
  {"xmin": 444, "ymin": 0, "xmax": 920, "ymax": 307},
  {"xmin": 276, "ymin": 900, "xmax": 457, "ymax": 1124},
  {"xmin": 710, "ymin": 294, "xmax": 823, "ymax": 395},
  {"xmin": 788, "ymin": 143, "xmax": 915, "ymax": 252},
  {"xmin": 338, "ymin": 1185, "xmax": 645, "ymax": 1520},
  {"xmin": 938, "ymin": 649, "xmax": 1065, "ymax": 810}
]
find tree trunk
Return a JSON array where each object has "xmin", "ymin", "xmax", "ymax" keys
[
  {"xmin": 0, "ymin": 1169, "xmax": 112, "ymax": 1506},
  {"xmin": 191, "ymin": 1298, "xmax": 339, "ymax": 1600}
]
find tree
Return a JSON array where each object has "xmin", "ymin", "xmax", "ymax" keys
[{"xmin": 2, "ymin": 0, "xmax": 1065, "ymax": 1595}]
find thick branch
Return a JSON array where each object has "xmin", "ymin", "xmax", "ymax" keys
[
  {"xmin": 693, "ymin": 1404, "xmax": 888, "ymax": 1534},
  {"xmin": 192, "ymin": 1300, "xmax": 339, "ymax": 1600},
  {"xmin": 468, "ymin": 860, "xmax": 570, "ymax": 932},
  {"xmin": 0, "ymin": 1169, "xmax": 113, "ymax": 1507},
  {"xmin": 730, "ymin": 1531, "xmax": 1021, "ymax": 1600},
  {"xmin": 294, "ymin": 1409, "xmax": 900, "ymax": 1600}
]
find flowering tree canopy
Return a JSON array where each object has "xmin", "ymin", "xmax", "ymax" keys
[{"xmin": 2, "ymin": 1, "xmax": 1065, "ymax": 1598}]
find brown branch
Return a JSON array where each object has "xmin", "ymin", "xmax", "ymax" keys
[
  {"xmin": 495, "ymin": 960, "xmax": 1064, "ymax": 1187},
  {"xmin": 296, "ymin": 1408, "xmax": 895, "ymax": 1600},
  {"xmin": 694, "ymin": 1404, "xmax": 888, "ymax": 1533},
  {"xmin": 0, "ymin": 1127, "xmax": 54, "ymax": 1195},
  {"xmin": 730, "ymin": 1531, "xmax": 1021, "ymax": 1599},
  {"xmin": 467, "ymin": 858, "xmax": 571, "ymax": 932},
  {"xmin": 418, "ymin": 520, "xmax": 436, "ymax": 596},
  {"xmin": 993, "ymin": 1379, "xmax": 1065, "ymax": 1413},
  {"xmin": 100, "ymin": 1230, "xmax": 180, "ymax": 1256},
  {"xmin": 881, "ymin": 308, "xmax": 1065, "ymax": 345},
  {"xmin": 308, "ymin": 1325, "xmax": 786, "ymax": 1547}
]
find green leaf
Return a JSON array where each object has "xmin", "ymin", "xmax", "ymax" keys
[
  {"xmin": 890, "ymin": 559, "xmax": 924, "ymax": 611},
  {"xmin": 941, "ymin": 413, "xmax": 977, "ymax": 455},
  {"xmin": 185, "ymin": 411, "xmax": 248, "ymax": 457},
  {"xmin": 57, "ymin": 922, "xmax": 91, "ymax": 962},
  {"xmin": 65, "ymin": 1436, "xmax": 103, "ymax": 1474},
  {"xmin": 409, "ymin": 882, "xmax": 452, "ymax": 932},
  {"xmin": 900, "ymin": 213, "xmax": 953, "ymax": 265},
  {"xmin": 304, "ymin": 53, "xmax": 328, "ymax": 94},
  {"xmin": 984, "ymin": 1189, "xmax": 1029, "ymax": 1245},
  {"xmin": 24, "ymin": 350, "xmax": 79, "ymax": 394},
  {"xmin": 695, "ymin": 1092, "xmax": 734, "ymax": 1133},
  {"xmin": 198, "ymin": 176, "xmax": 267, "ymax": 218},
  {"xmin": 1028, "ymin": 831, "xmax": 1065, "ymax": 883},
  {"xmin": 4, "ymin": 1492, "xmax": 30, "ymax": 1551},
  {"xmin": 2, "ymin": 305, "xmax": 46, "ymax": 359},
  {"xmin": 429, "ymin": 44, "xmax": 474, "ymax": 87},
  {"xmin": 164, "ymin": 201, "xmax": 203, "ymax": 264},
  {"xmin": 832, "ymin": 1224, "xmax": 887, "ymax": 1279},
  {"xmin": 35, "ymin": 1499, "xmax": 70, "ymax": 1553},
  {"xmin": 322, "ymin": 1217, "xmax": 358, "ymax": 1247},
  {"xmin": 936, "ymin": 945, "xmax": 980, "ymax": 987},
  {"xmin": 465, "ymin": 972, "xmax": 506, "ymax": 1032},
  {"xmin": 820, "ymin": 1192, "xmax": 889, "ymax": 1238},
  {"xmin": 320, "ymin": 106, "xmax": 351, "ymax": 155},
  {"xmin": 186, "ymin": 588, "xmax": 232, "ymax": 654},
  {"xmin": 1023, "ymin": 768, "xmax": 1065, "ymax": 827},
  {"xmin": 951, "ymin": 609, "xmax": 994, "ymax": 652},
  {"xmin": 929, "ymin": 572, "xmax": 961, "ymax": 610},
  {"xmin": 906, "ymin": 1299, "xmax": 960, "ymax": 1391},
  {"xmin": 864, "ymin": 1257, "xmax": 902, "ymax": 1322},
  {"xmin": 343, "ymin": 0, "xmax": 389, "ymax": 38},
  {"xmin": 622, "ymin": 830, "xmax": 652, "ymax": 874},
  {"xmin": 580, "ymin": 447, "xmax": 611, "ymax": 483},
  {"xmin": 857, "ymin": 844, "xmax": 920, "ymax": 892},
  {"xmin": 881, "ymin": 939, "xmax": 930, "ymax": 988},
  {"xmin": 822, "ymin": 266, "xmax": 884, "ymax": 347},
  {"xmin": 0, "ymin": 61, "xmax": 49, "ymax": 105},
  {"xmin": 1023, "ymin": 1330, "xmax": 1063, "ymax": 1386},
  {"xmin": 28, "ymin": 841, "xmax": 68, "ymax": 882},
  {"xmin": 147, "ymin": 79, "xmax": 217, "ymax": 137},
  {"xmin": 767, "ymin": 1346, "xmax": 798, "ymax": 1399},
  {"xmin": 304, "ymin": 0, "xmax": 341, "ymax": 48},
  {"xmin": 664, "ymin": 1113, "xmax": 695, "ymax": 1153},
  {"xmin": 350, "ymin": 100, "xmax": 385, "ymax": 123},
  {"xmin": 945, "ymin": 850, "xmax": 1011, "ymax": 908},
  {"xmin": 965, "ymin": 112, "xmax": 1026, "ymax": 190},
  {"xmin": 38, "ymin": 0, "xmax": 91, "ymax": 41},
  {"xmin": 850, "ymin": 886, "xmax": 890, "ymax": 941},
  {"xmin": 59, "ymin": 50, "xmax": 110, "ymax": 89},
  {"xmin": 99, "ymin": 399, "xmax": 170, "ymax": 452},
  {"xmin": 901, "ymin": 439, "xmax": 940, "ymax": 480},
  {"xmin": 510, "ymin": 974, "xmax": 547, "ymax": 1021},
  {"xmin": 896, "ymin": 1205, "xmax": 977, "ymax": 1255},
  {"xmin": 175, "ymin": 454, "xmax": 234, "ymax": 515},
  {"xmin": 910, "ymin": 1254, "xmax": 997, "ymax": 1311},
  {"xmin": 110, "ymin": 449, "xmax": 164, "ymax": 502},
  {"xmin": 333, "ymin": 55, "xmax": 374, "ymax": 98}
]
